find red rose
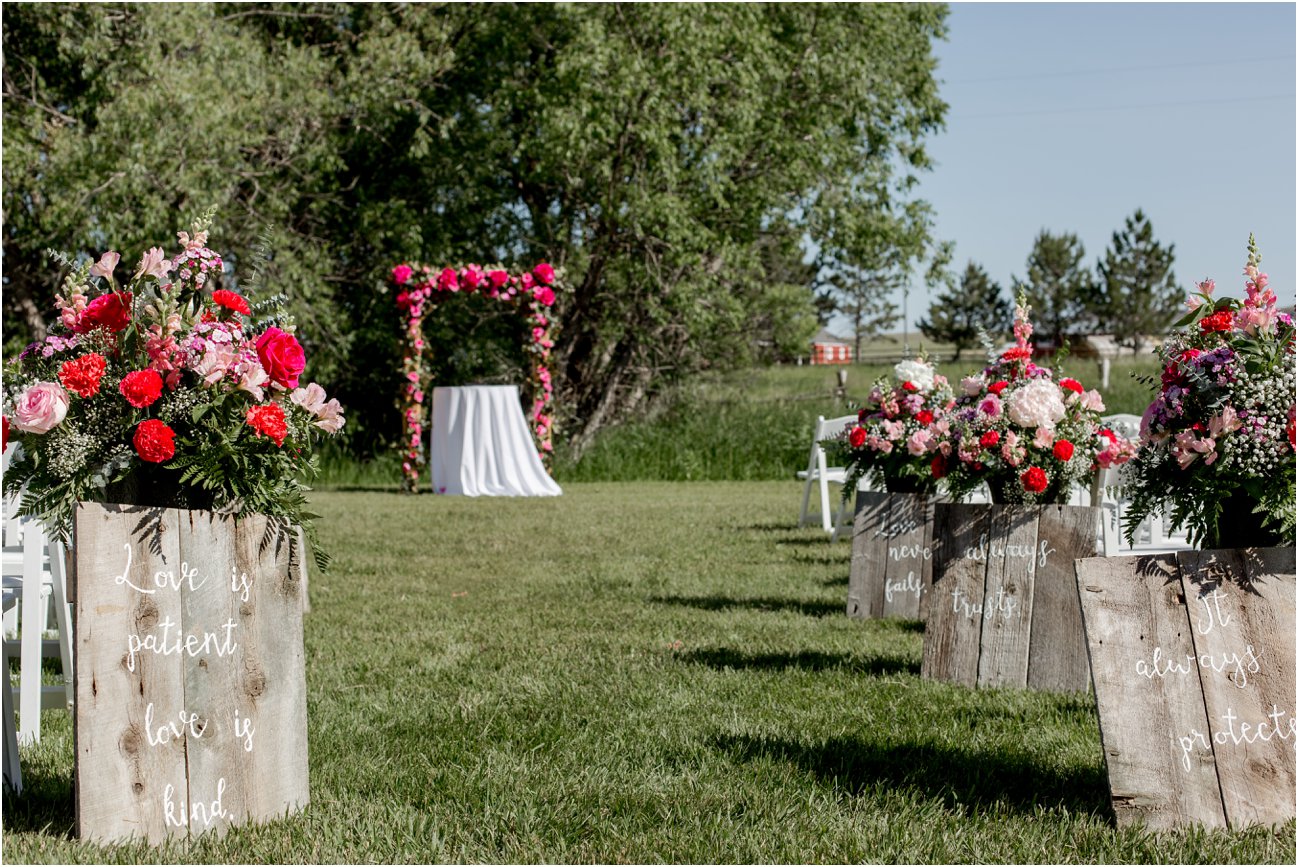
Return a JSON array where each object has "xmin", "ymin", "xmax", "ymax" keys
[
  {"xmin": 1053, "ymin": 440, "xmax": 1075, "ymax": 461},
  {"xmin": 77, "ymin": 292, "xmax": 132, "ymax": 333},
  {"xmin": 58, "ymin": 353, "xmax": 108, "ymax": 398},
  {"xmin": 255, "ymin": 327, "xmax": 306, "ymax": 389},
  {"xmin": 133, "ymin": 419, "xmax": 176, "ymax": 463},
  {"xmin": 902, "ymin": 381, "xmax": 918, "ymax": 392},
  {"xmin": 533, "ymin": 263, "xmax": 555, "ymax": 285},
  {"xmin": 246, "ymin": 403, "xmax": 288, "ymax": 447},
  {"xmin": 848, "ymin": 426, "xmax": 867, "ymax": 449},
  {"xmin": 1021, "ymin": 466, "xmax": 1049, "ymax": 494},
  {"xmin": 1200, "ymin": 310, "xmax": 1234, "ymax": 334},
  {"xmin": 916, "ymin": 410, "xmax": 934, "ymax": 425},
  {"xmin": 1060, "ymin": 378, "xmax": 1083, "ymax": 394},
  {"xmin": 988, "ymin": 381, "xmax": 1009, "ymax": 395},
  {"xmin": 211, "ymin": 289, "xmax": 251, "ymax": 316},
  {"xmin": 119, "ymin": 369, "xmax": 164, "ymax": 408},
  {"xmin": 979, "ymin": 430, "xmax": 1000, "ymax": 449},
  {"xmin": 930, "ymin": 454, "xmax": 947, "ymax": 479}
]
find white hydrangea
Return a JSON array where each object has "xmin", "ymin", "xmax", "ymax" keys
[
  {"xmin": 894, "ymin": 358, "xmax": 936, "ymax": 391},
  {"xmin": 1006, "ymin": 378, "xmax": 1067, "ymax": 430}
]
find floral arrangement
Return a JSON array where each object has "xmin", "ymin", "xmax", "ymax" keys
[
  {"xmin": 2, "ymin": 213, "xmax": 344, "ymax": 565},
  {"xmin": 833, "ymin": 356, "xmax": 955, "ymax": 496},
  {"xmin": 933, "ymin": 295, "xmax": 1135, "ymax": 504},
  {"xmin": 1122, "ymin": 236, "xmax": 1296, "ymax": 548},
  {"xmin": 391, "ymin": 261, "xmax": 559, "ymax": 492}
]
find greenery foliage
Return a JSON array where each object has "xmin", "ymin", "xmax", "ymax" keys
[
  {"xmin": 1011, "ymin": 230, "xmax": 1099, "ymax": 343},
  {"xmin": 918, "ymin": 260, "xmax": 1012, "ymax": 360},
  {"xmin": 3, "ymin": 2, "xmax": 952, "ymax": 458},
  {"xmin": 1094, "ymin": 209, "xmax": 1180, "ymax": 350}
]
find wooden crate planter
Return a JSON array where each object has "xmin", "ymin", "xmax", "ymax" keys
[
  {"xmin": 921, "ymin": 502, "xmax": 1096, "ymax": 692},
  {"xmin": 72, "ymin": 502, "xmax": 309, "ymax": 844},
  {"xmin": 1075, "ymin": 548, "xmax": 1295, "ymax": 830},
  {"xmin": 847, "ymin": 491, "xmax": 934, "ymax": 621}
]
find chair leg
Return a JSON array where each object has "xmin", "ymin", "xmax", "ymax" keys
[
  {"xmin": 2, "ymin": 637, "xmax": 20, "ymax": 796},
  {"xmin": 18, "ymin": 524, "xmax": 45, "ymax": 745},
  {"xmin": 49, "ymin": 540, "xmax": 74, "ymax": 710}
]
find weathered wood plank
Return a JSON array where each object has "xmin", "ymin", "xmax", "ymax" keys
[
  {"xmin": 880, "ymin": 493, "xmax": 930, "ymax": 621},
  {"xmin": 74, "ymin": 503, "xmax": 189, "ymax": 844},
  {"xmin": 1179, "ymin": 547, "xmax": 1296, "ymax": 829},
  {"xmin": 1075, "ymin": 554, "xmax": 1228, "ymax": 830},
  {"xmin": 847, "ymin": 492, "xmax": 889, "ymax": 619},
  {"xmin": 922, "ymin": 503, "xmax": 990, "ymax": 686},
  {"xmin": 1027, "ymin": 504, "xmax": 1096, "ymax": 693},
  {"xmin": 976, "ymin": 506, "xmax": 1038, "ymax": 688},
  {"xmin": 228, "ymin": 516, "xmax": 310, "ymax": 822}
]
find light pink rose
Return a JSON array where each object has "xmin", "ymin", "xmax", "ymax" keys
[
  {"xmin": 906, "ymin": 429, "xmax": 933, "ymax": 456},
  {"xmin": 960, "ymin": 376, "xmax": 984, "ymax": 397},
  {"xmin": 90, "ymin": 251, "xmax": 120, "ymax": 280},
  {"xmin": 11, "ymin": 382, "xmax": 70, "ymax": 434},
  {"xmin": 978, "ymin": 393, "xmax": 1002, "ymax": 418}
]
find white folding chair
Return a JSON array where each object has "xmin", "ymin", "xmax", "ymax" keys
[
  {"xmin": 797, "ymin": 414, "xmax": 857, "ymax": 534},
  {"xmin": 2, "ymin": 444, "xmax": 75, "ymax": 747},
  {"xmin": 1093, "ymin": 414, "xmax": 1190, "ymax": 556},
  {"xmin": 2, "ymin": 585, "xmax": 20, "ymax": 794}
]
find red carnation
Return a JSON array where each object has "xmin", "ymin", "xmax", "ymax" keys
[
  {"xmin": 1053, "ymin": 440, "xmax": 1075, "ymax": 461},
  {"xmin": 902, "ymin": 381, "xmax": 919, "ymax": 392},
  {"xmin": 211, "ymin": 289, "xmax": 251, "ymax": 316},
  {"xmin": 58, "ymin": 353, "xmax": 108, "ymax": 398},
  {"xmin": 930, "ymin": 454, "xmax": 947, "ymax": 479},
  {"xmin": 246, "ymin": 403, "xmax": 288, "ymax": 447},
  {"xmin": 1200, "ymin": 310, "xmax": 1234, "ymax": 334},
  {"xmin": 988, "ymin": 381, "xmax": 1009, "ymax": 396},
  {"xmin": 1021, "ymin": 466, "xmax": 1049, "ymax": 494},
  {"xmin": 916, "ymin": 410, "xmax": 934, "ymax": 425},
  {"xmin": 133, "ymin": 419, "xmax": 176, "ymax": 464},
  {"xmin": 1060, "ymin": 378, "xmax": 1083, "ymax": 394},
  {"xmin": 77, "ymin": 292, "xmax": 132, "ymax": 333},
  {"xmin": 848, "ymin": 426, "xmax": 867, "ymax": 449},
  {"xmin": 119, "ymin": 369, "xmax": 164, "ymax": 408},
  {"xmin": 255, "ymin": 327, "xmax": 306, "ymax": 390},
  {"xmin": 1001, "ymin": 346, "xmax": 1032, "ymax": 361},
  {"xmin": 979, "ymin": 430, "xmax": 1001, "ymax": 449}
]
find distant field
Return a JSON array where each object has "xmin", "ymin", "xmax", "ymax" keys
[{"xmin": 554, "ymin": 355, "xmax": 1161, "ymax": 483}]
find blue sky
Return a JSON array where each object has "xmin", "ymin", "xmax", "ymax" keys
[{"xmin": 882, "ymin": 1, "xmax": 1296, "ymax": 339}]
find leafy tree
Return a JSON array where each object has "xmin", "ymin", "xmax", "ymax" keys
[
  {"xmin": 1010, "ymin": 230, "xmax": 1098, "ymax": 344},
  {"xmin": 918, "ymin": 260, "xmax": 1012, "ymax": 360},
  {"xmin": 3, "ymin": 3, "xmax": 951, "ymax": 458},
  {"xmin": 819, "ymin": 259, "xmax": 904, "ymax": 360},
  {"xmin": 1094, "ymin": 209, "xmax": 1179, "ymax": 351}
]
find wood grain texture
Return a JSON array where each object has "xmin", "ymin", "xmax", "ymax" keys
[
  {"xmin": 1179, "ymin": 547, "xmax": 1296, "ymax": 829},
  {"xmin": 976, "ymin": 506, "xmax": 1038, "ymax": 688},
  {"xmin": 74, "ymin": 503, "xmax": 189, "ymax": 844},
  {"xmin": 922, "ymin": 503, "xmax": 990, "ymax": 686},
  {"xmin": 848, "ymin": 492, "xmax": 932, "ymax": 621},
  {"xmin": 1076, "ymin": 553, "xmax": 1227, "ymax": 830},
  {"xmin": 847, "ymin": 492, "xmax": 889, "ymax": 620},
  {"xmin": 1027, "ymin": 504, "xmax": 1096, "ymax": 693}
]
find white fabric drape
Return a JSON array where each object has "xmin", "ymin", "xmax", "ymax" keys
[{"xmin": 429, "ymin": 385, "xmax": 562, "ymax": 497}]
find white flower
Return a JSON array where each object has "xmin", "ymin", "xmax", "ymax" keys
[
  {"xmin": 1006, "ymin": 379, "xmax": 1066, "ymax": 430},
  {"xmin": 894, "ymin": 358, "xmax": 936, "ymax": 391}
]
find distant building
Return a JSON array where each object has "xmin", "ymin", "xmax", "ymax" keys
[{"xmin": 810, "ymin": 328, "xmax": 853, "ymax": 365}]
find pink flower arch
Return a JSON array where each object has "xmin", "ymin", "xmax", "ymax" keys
[{"xmin": 392, "ymin": 261, "xmax": 559, "ymax": 492}]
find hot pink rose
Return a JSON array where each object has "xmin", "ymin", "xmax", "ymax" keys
[
  {"xmin": 437, "ymin": 267, "xmax": 459, "ymax": 292},
  {"xmin": 11, "ymin": 382, "xmax": 70, "ymax": 434},
  {"xmin": 255, "ymin": 327, "xmax": 306, "ymax": 389},
  {"xmin": 533, "ymin": 286, "xmax": 556, "ymax": 307},
  {"xmin": 488, "ymin": 270, "xmax": 510, "ymax": 289},
  {"xmin": 392, "ymin": 264, "xmax": 413, "ymax": 285},
  {"xmin": 533, "ymin": 263, "xmax": 555, "ymax": 284},
  {"xmin": 461, "ymin": 266, "xmax": 484, "ymax": 289}
]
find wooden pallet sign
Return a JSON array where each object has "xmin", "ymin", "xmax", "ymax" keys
[
  {"xmin": 72, "ymin": 502, "xmax": 309, "ymax": 844},
  {"xmin": 1075, "ymin": 548, "xmax": 1296, "ymax": 830},
  {"xmin": 847, "ymin": 491, "xmax": 933, "ymax": 621},
  {"xmin": 921, "ymin": 502, "xmax": 1096, "ymax": 692}
]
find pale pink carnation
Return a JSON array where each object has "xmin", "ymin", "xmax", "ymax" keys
[
  {"xmin": 1032, "ymin": 426, "xmax": 1055, "ymax": 450},
  {"xmin": 906, "ymin": 429, "xmax": 934, "ymax": 456}
]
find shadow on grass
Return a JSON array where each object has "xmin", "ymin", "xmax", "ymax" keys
[
  {"xmin": 679, "ymin": 647, "xmax": 918, "ymax": 677},
  {"xmin": 651, "ymin": 594, "xmax": 842, "ymax": 618},
  {"xmin": 1, "ymin": 770, "xmax": 75, "ymax": 838},
  {"xmin": 713, "ymin": 732, "xmax": 1111, "ymax": 819}
]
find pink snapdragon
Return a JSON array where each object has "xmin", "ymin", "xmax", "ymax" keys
[
  {"xmin": 1172, "ymin": 430, "xmax": 1217, "ymax": 469},
  {"xmin": 1208, "ymin": 405, "xmax": 1243, "ymax": 438},
  {"xmin": 89, "ymin": 251, "xmax": 120, "ymax": 280}
]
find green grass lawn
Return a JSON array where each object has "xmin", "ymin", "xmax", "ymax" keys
[{"xmin": 4, "ymin": 484, "xmax": 1292, "ymax": 862}]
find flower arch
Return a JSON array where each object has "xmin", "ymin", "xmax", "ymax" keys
[{"xmin": 391, "ymin": 261, "xmax": 559, "ymax": 492}]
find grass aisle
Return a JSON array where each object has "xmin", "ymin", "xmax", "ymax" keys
[{"xmin": 4, "ymin": 483, "xmax": 1293, "ymax": 862}]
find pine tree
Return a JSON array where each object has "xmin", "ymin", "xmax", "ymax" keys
[
  {"xmin": 1095, "ymin": 209, "xmax": 1179, "ymax": 351},
  {"xmin": 1011, "ymin": 231, "xmax": 1098, "ymax": 344},
  {"xmin": 918, "ymin": 260, "xmax": 1012, "ymax": 360}
]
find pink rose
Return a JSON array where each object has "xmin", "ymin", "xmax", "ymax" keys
[
  {"xmin": 11, "ymin": 382, "xmax": 70, "ymax": 434},
  {"xmin": 392, "ymin": 264, "xmax": 413, "ymax": 285},
  {"xmin": 437, "ymin": 267, "xmax": 459, "ymax": 292},
  {"xmin": 255, "ymin": 327, "xmax": 306, "ymax": 389},
  {"xmin": 533, "ymin": 263, "xmax": 555, "ymax": 284}
]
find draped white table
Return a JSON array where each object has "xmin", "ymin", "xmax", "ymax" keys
[{"xmin": 429, "ymin": 385, "xmax": 562, "ymax": 497}]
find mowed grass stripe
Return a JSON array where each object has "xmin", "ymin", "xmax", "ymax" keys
[{"xmin": 3, "ymin": 483, "xmax": 1292, "ymax": 863}]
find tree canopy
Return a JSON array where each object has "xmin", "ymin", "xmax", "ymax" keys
[
  {"xmin": 918, "ymin": 260, "xmax": 1011, "ymax": 360},
  {"xmin": 3, "ymin": 2, "xmax": 950, "ymax": 455},
  {"xmin": 1010, "ymin": 230, "xmax": 1097, "ymax": 345},
  {"xmin": 1094, "ymin": 209, "xmax": 1179, "ymax": 350}
]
